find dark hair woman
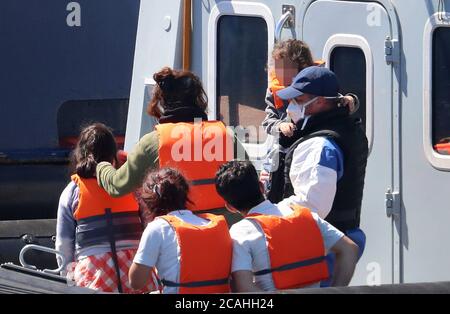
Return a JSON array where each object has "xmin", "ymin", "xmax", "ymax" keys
[
  {"xmin": 96, "ymin": 67, "xmax": 246, "ymax": 227},
  {"xmin": 56, "ymin": 123, "xmax": 155, "ymax": 293},
  {"xmin": 129, "ymin": 168, "xmax": 232, "ymax": 294}
]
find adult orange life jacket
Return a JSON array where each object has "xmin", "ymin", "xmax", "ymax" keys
[
  {"xmin": 247, "ymin": 205, "xmax": 329, "ymax": 290},
  {"xmin": 158, "ymin": 213, "xmax": 232, "ymax": 294},
  {"xmin": 72, "ymin": 175, "xmax": 142, "ymax": 248},
  {"xmin": 156, "ymin": 121, "xmax": 234, "ymax": 212}
]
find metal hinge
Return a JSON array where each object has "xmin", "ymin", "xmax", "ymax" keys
[
  {"xmin": 385, "ymin": 189, "xmax": 400, "ymax": 218},
  {"xmin": 385, "ymin": 36, "xmax": 400, "ymax": 64}
]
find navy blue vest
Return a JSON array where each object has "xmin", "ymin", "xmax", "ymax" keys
[{"xmin": 283, "ymin": 108, "xmax": 368, "ymax": 232}]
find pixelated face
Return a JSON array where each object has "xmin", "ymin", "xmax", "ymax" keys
[{"xmin": 274, "ymin": 57, "xmax": 298, "ymax": 86}]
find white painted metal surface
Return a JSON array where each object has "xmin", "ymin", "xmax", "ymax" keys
[{"xmin": 126, "ymin": 0, "xmax": 450, "ymax": 286}]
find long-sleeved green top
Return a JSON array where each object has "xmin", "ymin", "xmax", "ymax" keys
[
  {"xmin": 96, "ymin": 128, "xmax": 247, "ymax": 227},
  {"xmin": 97, "ymin": 131, "xmax": 159, "ymax": 197}
]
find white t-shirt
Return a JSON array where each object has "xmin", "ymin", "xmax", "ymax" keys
[
  {"xmin": 229, "ymin": 200, "xmax": 344, "ymax": 291},
  {"xmin": 133, "ymin": 210, "xmax": 210, "ymax": 294}
]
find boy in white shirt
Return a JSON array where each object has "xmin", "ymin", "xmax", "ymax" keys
[{"xmin": 215, "ymin": 160, "xmax": 359, "ymax": 292}]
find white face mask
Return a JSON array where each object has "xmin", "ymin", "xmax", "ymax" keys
[{"xmin": 286, "ymin": 97, "xmax": 318, "ymax": 124}]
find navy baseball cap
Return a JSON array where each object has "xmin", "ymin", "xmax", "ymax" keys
[{"xmin": 277, "ymin": 66, "xmax": 340, "ymax": 100}]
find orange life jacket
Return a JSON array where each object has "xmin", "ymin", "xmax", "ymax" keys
[
  {"xmin": 247, "ymin": 205, "xmax": 329, "ymax": 289},
  {"xmin": 269, "ymin": 60, "xmax": 326, "ymax": 110},
  {"xmin": 71, "ymin": 174, "xmax": 142, "ymax": 247},
  {"xmin": 156, "ymin": 121, "xmax": 234, "ymax": 212},
  {"xmin": 435, "ymin": 143, "xmax": 450, "ymax": 155},
  {"xmin": 158, "ymin": 213, "xmax": 232, "ymax": 294}
]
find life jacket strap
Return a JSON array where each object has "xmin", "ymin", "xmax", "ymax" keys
[
  {"xmin": 76, "ymin": 227, "xmax": 142, "ymax": 247},
  {"xmin": 105, "ymin": 208, "xmax": 123, "ymax": 294},
  {"xmin": 193, "ymin": 207, "xmax": 227, "ymax": 215},
  {"xmin": 189, "ymin": 178, "xmax": 216, "ymax": 186},
  {"xmin": 160, "ymin": 277, "xmax": 229, "ymax": 288},
  {"xmin": 75, "ymin": 211, "xmax": 142, "ymax": 247},
  {"xmin": 254, "ymin": 256, "xmax": 326, "ymax": 276}
]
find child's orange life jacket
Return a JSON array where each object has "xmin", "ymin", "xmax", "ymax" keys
[
  {"xmin": 158, "ymin": 213, "xmax": 232, "ymax": 293},
  {"xmin": 247, "ymin": 205, "xmax": 329, "ymax": 289}
]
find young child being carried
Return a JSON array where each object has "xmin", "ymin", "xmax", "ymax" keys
[
  {"xmin": 261, "ymin": 40, "xmax": 359, "ymax": 201},
  {"xmin": 263, "ymin": 39, "xmax": 358, "ymax": 139}
]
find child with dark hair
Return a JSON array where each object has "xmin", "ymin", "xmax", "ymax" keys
[
  {"xmin": 129, "ymin": 168, "xmax": 233, "ymax": 294},
  {"xmin": 215, "ymin": 160, "xmax": 359, "ymax": 292},
  {"xmin": 55, "ymin": 123, "xmax": 154, "ymax": 293}
]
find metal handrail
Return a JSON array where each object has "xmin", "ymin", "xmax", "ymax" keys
[
  {"xmin": 275, "ymin": 11, "xmax": 294, "ymax": 42},
  {"xmin": 19, "ymin": 244, "xmax": 66, "ymax": 275}
]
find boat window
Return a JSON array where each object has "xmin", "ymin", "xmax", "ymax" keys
[
  {"xmin": 432, "ymin": 27, "xmax": 450, "ymax": 155},
  {"xmin": 330, "ymin": 47, "xmax": 367, "ymax": 133},
  {"xmin": 216, "ymin": 15, "xmax": 268, "ymax": 144},
  {"xmin": 57, "ymin": 99, "xmax": 129, "ymax": 149}
]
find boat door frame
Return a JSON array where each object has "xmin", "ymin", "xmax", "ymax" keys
[
  {"xmin": 206, "ymin": 1, "xmax": 276, "ymax": 160},
  {"xmin": 299, "ymin": 0, "xmax": 403, "ymax": 283},
  {"xmin": 423, "ymin": 12, "xmax": 450, "ymax": 171},
  {"xmin": 207, "ymin": 1, "xmax": 275, "ymax": 121},
  {"xmin": 322, "ymin": 34, "xmax": 375, "ymax": 154}
]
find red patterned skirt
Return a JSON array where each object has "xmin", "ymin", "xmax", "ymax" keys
[{"xmin": 70, "ymin": 249, "xmax": 157, "ymax": 294}]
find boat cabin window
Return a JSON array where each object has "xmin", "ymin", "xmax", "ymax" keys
[
  {"xmin": 432, "ymin": 27, "xmax": 450, "ymax": 155},
  {"xmin": 330, "ymin": 47, "xmax": 367, "ymax": 133},
  {"xmin": 57, "ymin": 99, "xmax": 129, "ymax": 149},
  {"xmin": 216, "ymin": 15, "xmax": 268, "ymax": 144}
]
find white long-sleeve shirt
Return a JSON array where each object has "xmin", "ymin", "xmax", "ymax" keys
[{"xmin": 286, "ymin": 136, "xmax": 344, "ymax": 219}]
